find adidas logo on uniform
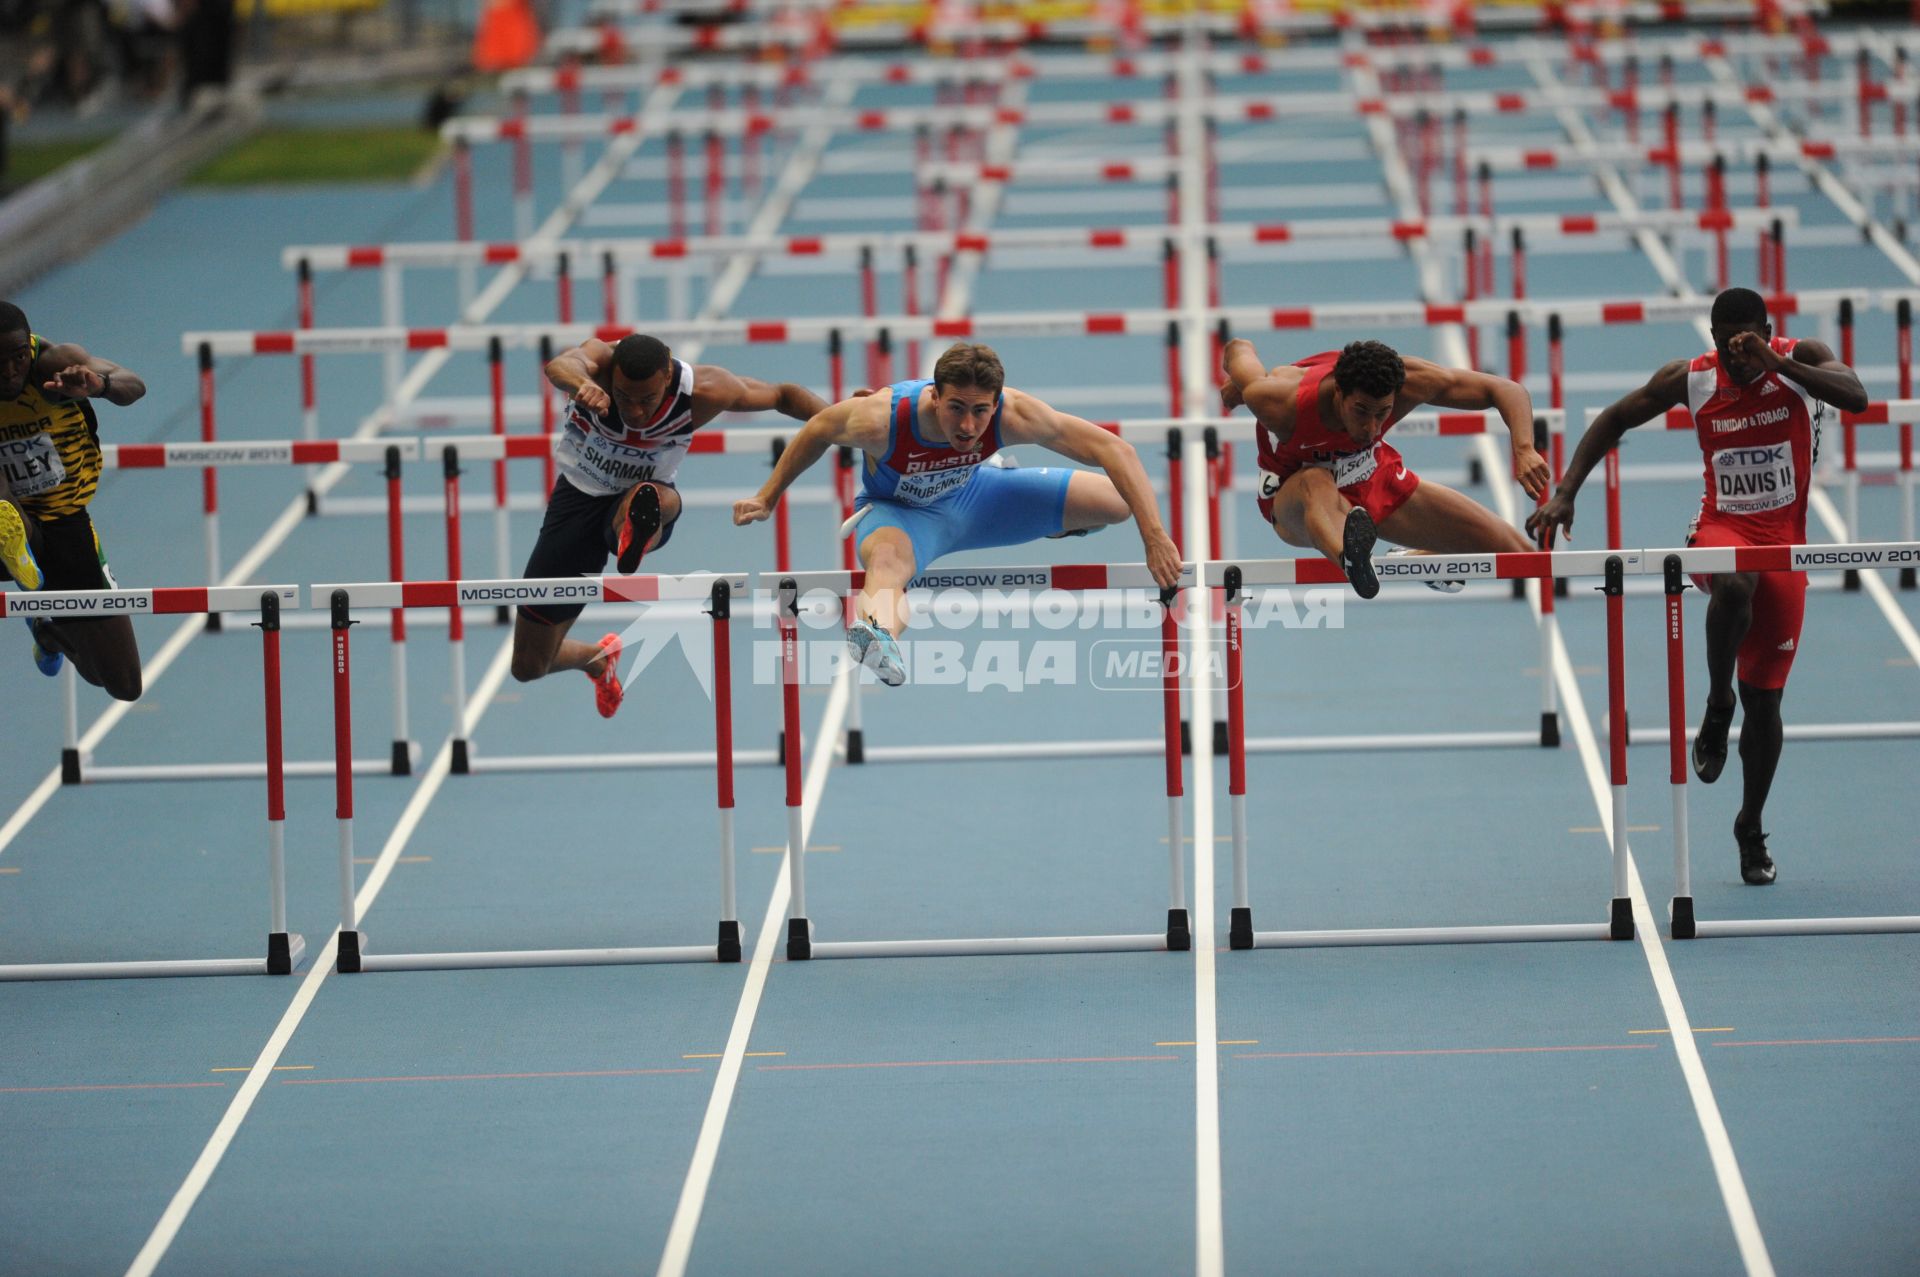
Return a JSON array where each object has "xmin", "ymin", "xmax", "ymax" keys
[{"xmin": 1777, "ymin": 638, "xmax": 1795, "ymax": 651}]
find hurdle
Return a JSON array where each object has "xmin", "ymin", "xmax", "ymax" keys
[
  {"xmin": 1212, "ymin": 548, "xmax": 1640, "ymax": 951},
  {"xmin": 0, "ymin": 586, "xmax": 306, "ymax": 981},
  {"xmin": 769, "ymin": 563, "xmax": 1195, "ymax": 960},
  {"xmin": 1653, "ymin": 543, "xmax": 1920, "ymax": 940},
  {"xmin": 317, "ymin": 572, "xmax": 751, "ymax": 973}
]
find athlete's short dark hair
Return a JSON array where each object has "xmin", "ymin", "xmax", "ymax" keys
[
  {"xmin": 0, "ymin": 302, "xmax": 28, "ymax": 337},
  {"xmin": 1333, "ymin": 340, "xmax": 1406, "ymax": 401},
  {"xmin": 1711, "ymin": 287, "xmax": 1769, "ymax": 330},
  {"xmin": 933, "ymin": 343, "xmax": 1005, "ymax": 396},
  {"xmin": 611, "ymin": 334, "xmax": 671, "ymax": 381}
]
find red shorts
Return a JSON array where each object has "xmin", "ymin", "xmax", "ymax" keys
[
  {"xmin": 1257, "ymin": 441, "xmax": 1421, "ymax": 529},
  {"xmin": 1686, "ymin": 516, "xmax": 1807, "ymax": 691}
]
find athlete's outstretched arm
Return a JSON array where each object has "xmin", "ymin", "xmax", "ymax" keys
[
  {"xmin": 694, "ymin": 365, "xmax": 830, "ymax": 423},
  {"xmin": 1403, "ymin": 359, "xmax": 1548, "ymax": 498},
  {"xmin": 733, "ymin": 396, "xmax": 888, "ymax": 525},
  {"xmin": 1526, "ymin": 359, "xmax": 1688, "ymax": 545},
  {"xmin": 35, "ymin": 342, "xmax": 143, "ymax": 406},
  {"xmin": 1219, "ymin": 338, "xmax": 1299, "ymax": 437},
  {"xmin": 545, "ymin": 339, "xmax": 615, "ymax": 413},
  {"xmin": 1006, "ymin": 398, "xmax": 1181, "ymax": 588},
  {"xmin": 1738, "ymin": 335, "xmax": 1869, "ymax": 414}
]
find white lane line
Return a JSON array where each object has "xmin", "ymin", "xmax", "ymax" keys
[
  {"xmin": 655, "ymin": 665, "xmax": 852, "ymax": 1277},
  {"xmin": 1174, "ymin": 24, "xmax": 1225, "ymax": 1277},
  {"xmin": 1477, "ymin": 435, "xmax": 1775, "ymax": 1277}
]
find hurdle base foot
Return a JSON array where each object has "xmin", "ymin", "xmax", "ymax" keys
[
  {"xmin": 1167, "ymin": 908, "xmax": 1191, "ymax": 951},
  {"xmin": 1540, "ymin": 712, "xmax": 1560, "ymax": 748},
  {"xmin": 1843, "ymin": 568, "xmax": 1861, "ymax": 592},
  {"xmin": 61, "ymin": 747, "xmax": 82, "ymax": 785},
  {"xmin": 266, "ymin": 931, "xmax": 296, "ymax": 975},
  {"xmin": 786, "ymin": 917, "xmax": 812, "ymax": 961},
  {"xmin": 390, "ymin": 740, "xmax": 413, "ymax": 776},
  {"xmin": 1609, "ymin": 897, "xmax": 1635, "ymax": 940},
  {"xmin": 337, "ymin": 930, "xmax": 364, "ymax": 973},
  {"xmin": 717, "ymin": 919, "xmax": 742, "ymax": 962},
  {"xmin": 845, "ymin": 728, "xmax": 864, "ymax": 765},
  {"xmin": 1229, "ymin": 906, "xmax": 1254, "ymax": 950},
  {"xmin": 451, "ymin": 740, "xmax": 470, "ymax": 775},
  {"xmin": 1669, "ymin": 896, "xmax": 1696, "ymax": 940}
]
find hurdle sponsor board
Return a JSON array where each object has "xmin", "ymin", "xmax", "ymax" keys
[
  {"xmin": 308, "ymin": 573, "xmax": 752, "ymax": 611},
  {"xmin": 774, "ymin": 562, "xmax": 1192, "ymax": 596},
  {"xmin": 102, "ymin": 440, "xmax": 420, "ymax": 469},
  {"xmin": 1205, "ymin": 549, "xmax": 1640, "ymax": 588},
  {"xmin": 0, "ymin": 585, "xmax": 299, "ymax": 618}
]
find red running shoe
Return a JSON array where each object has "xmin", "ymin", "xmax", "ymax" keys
[
  {"xmin": 588, "ymin": 632, "xmax": 624, "ymax": 718},
  {"xmin": 615, "ymin": 483, "xmax": 662, "ymax": 574}
]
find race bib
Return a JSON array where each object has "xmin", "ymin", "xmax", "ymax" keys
[
  {"xmin": 892, "ymin": 464, "xmax": 976, "ymax": 506},
  {"xmin": 1323, "ymin": 446, "xmax": 1378, "ymax": 489},
  {"xmin": 1711, "ymin": 442, "xmax": 1795, "ymax": 515},
  {"xmin": 557, "ymin": 429, "xmax": 684, "ymax": 496},
  {"xmin": 0, "ymin": 433, "xmax": 67, "ymax": 497}
]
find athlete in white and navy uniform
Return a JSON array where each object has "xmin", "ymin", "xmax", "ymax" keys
[
  {"xmin": 733, "ymin": 342, "xmax": 1182, "ymax": 686},
  {"xmin": 1530, "ymin": 288, "xmax": 1868, "ymax": 886},
  {"xmin": 517, "ymin": 333, "xmax": 828, "ymax": 717}
]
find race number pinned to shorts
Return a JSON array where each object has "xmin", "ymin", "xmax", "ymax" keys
[
  {"xmin": 1711, "ymin": 442, "xmax": 1795, "ymax": 516},
  {"xmin": 1322, "ymin": 446, "xmax": 1378, "ymax": 490},
  {"xmin": 1258, "ymin": 468, "xmax": 1283, "ymax": 500}
]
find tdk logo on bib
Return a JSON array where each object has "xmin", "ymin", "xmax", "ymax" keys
[{"xmin": 1713, "ymin": 442, "xmax": 1794, "ymax": 514}]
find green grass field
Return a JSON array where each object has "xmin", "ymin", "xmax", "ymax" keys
[
  {"xmin": 5, "ymin": 136, "xmax": 116, "ymax": 189},
  {"xmin": 188, "ymin": 125, "xmax": 442, "ymax": 186}
]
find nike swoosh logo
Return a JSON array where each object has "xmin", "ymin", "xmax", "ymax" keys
[{"xmin": 1395, "ymin": 467, "xmax": 1408, "ymax": 481}]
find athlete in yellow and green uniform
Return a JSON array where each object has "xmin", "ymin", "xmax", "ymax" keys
[{"xmin": 0, "ymin": 301, "xmax": 145, "ymax": 700}]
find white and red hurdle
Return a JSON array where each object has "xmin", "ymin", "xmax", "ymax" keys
[
  {"xmin": 313, "ymin": 571, "xmax": 752, "ymax": 973},
  {"xmin": 768, "ymin": 562, "xmax": 1197, "ymax": 960},
  {"xmin": 0, "ymin": 586, "xmax": 306, "ymax": 981}
]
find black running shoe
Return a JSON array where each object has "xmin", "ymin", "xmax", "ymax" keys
[
  {"xmin": 1691, "ymin": 698, "xmax": 1735, "ymax": 784},
  {"xmin": 1735, "ymin": 818, "xmax": 1776, "ymax": 886},
  {"xmin": 1340, "ymin": 506, "xmax": 1379, "ymax": 599},
  {"xmin": 615, "ymin": 483, "xmax": 662, "ymax": 574}
]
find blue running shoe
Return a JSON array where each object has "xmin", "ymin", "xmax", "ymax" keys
[
  {"xmin": 27, "ymin": 618, "xmax": 62, "ymax": 676},
  {"xmin": 845, "ymin": 618, "xmax": 906, "ymax": 687}
]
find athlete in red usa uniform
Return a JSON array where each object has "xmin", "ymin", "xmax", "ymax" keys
[
  {"xmin": 1529, "ymin": 288, "xmax": 1869, "ymax": 885},
  {"xmin": 1221, "ymin": 338, "xmax": 1550, "ymax": 598},
  {"xmin": 732, "ymin": 343, "xmax": 1181, "ymax": 687},
  {"xmin": 521, "ymin": 333, "xmax": 829, "ymax": 716}
]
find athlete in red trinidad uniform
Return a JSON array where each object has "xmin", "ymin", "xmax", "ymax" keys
[
  {"xmin": 1221, "ymin": 338, "xmax": 1550, "ymax": 598},
  {"xmin": 518, "ymin": 333, "xmax": 829, "ymax": 716},
  {"xmin": 1529, "ymin": 288, "xmax": 1868, "ymax": 885}
]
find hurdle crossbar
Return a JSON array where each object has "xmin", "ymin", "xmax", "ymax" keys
[{"xmin": 0, "ymin": 588, "xmax": 306, "ymax": 981}]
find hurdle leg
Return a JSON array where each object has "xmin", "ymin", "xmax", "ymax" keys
[
  {"xmin": 257, "ymin": 593, "xmax": 299, "ymax": 974},
  {"xmin": 330, "ymin": 590, "xmax": 364, "ymax": 973},
  {"xmin": 385, "ymin": 445, "xmax": 412, "ymax": 774},
  {"xmin": 60, "ymin": 661, "xmax": 81, "ymax": 783},
  {"xmin": 1603, "ymin": 557, "xmax": 1635, "ymax": 940},
  {"xmin": 1224, "ymin": 570, "xmax": 1252, "ymax": 949},
  {"xmin": 443, "ymin": 446, "xmax": 472, "ymax": 774},
  {"xmin": 1662, "ymin": 556, "xmax": 1695, "ymax": 938},
  {"xmin": 780, "ymin": 582, "xmax": 811, "ymax": 959},
  {"xmin": 711, "ymin": 581, "xmax": 741, "ymax": 962},
  {"xmin": 1161, "ymin": 594, "xmax": 1189, "ymax": 951},
  {"xmin": 380, "ymin": 262, "xmax": 404, "ymax": 401}
]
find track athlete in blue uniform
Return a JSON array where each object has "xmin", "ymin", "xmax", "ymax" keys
[
  {"xmin": 519, "ymin": 333, "xmax": 828, "ymax": 717},
  {"xmin": 733, "ymin": 342, "xmax": 1182, "ymax": 686}
]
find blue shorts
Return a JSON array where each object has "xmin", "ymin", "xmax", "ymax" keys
[{"xmin": 859, "ymin": 464, "xmax": 1075, "ymax": 569}]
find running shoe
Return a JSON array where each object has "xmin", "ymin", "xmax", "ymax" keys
[
  {"xmin": 1691, "ymin": 698, "xmax": 1735, "ymax": 784},
  {"xmin": 27, "ymin": 618, "xmax": 62, "ymax": 677},
  {"xmin": 1735, "ymin": 817, "xmax": 1777, "ymax": 886},
  {"xmin": 587, "ymin": 632, "xmax": 624, "ymax": 718},
  {"xmin": 614, "ymin": 483, "xmax": 662, "ymax": 574},
  {"xmin": 1386, "ymin": 547, "xmax": 1465, "ymax": 593},
  {"xmin": 0, "ymin": 499, "xmax": 42, "ymax": 592},
  {"xmin": 846, "ymin": 617, "xmax": 906, "ymax": 686},
  {"xmin": 1340, "ymin": 506, "xmax": 1380, "ymax": 600}
]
